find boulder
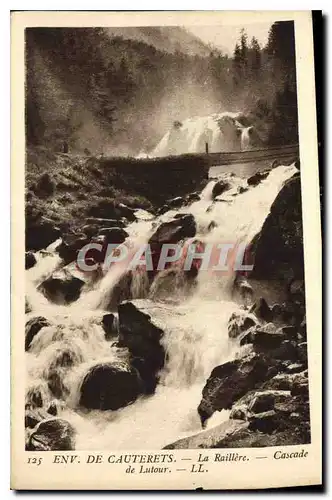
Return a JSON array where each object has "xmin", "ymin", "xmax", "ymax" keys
[
  {"xmin": 212, "ymin": 180, "xmax": 231, "ymax": 199},
  {"xmin": 164, "ymin": 419, "xmax": 249, "ymax": 450},
  {"xmin": 230, "ymin": 389, "xmax": 291, "ymax": 421},
  {"xmin": 247, "ymin": 169, "xmax": 270, "ymax": 187},
  {"xmin": 102, "ymin": 313, "xmax": 117, "ymax": 340},
  {"xmin": 79, "ymin": 361, "xmax": 143, "ymax": 411},
  {"xmin": 88, "ymin": 200, "xmax": 136, "ymax": 221},
  {"xmin": 98, "ymin": 227, "xmax": 128, "ymax": 245},
  {"xmin": 186, "ymin": 192, "xmax": 201, "ymax": 204},
  {"xmin": 25, "ymin": 316, "xmax": 50, "ymax": 351},
  {"xmin": 46, "ymin": 401, "xmax": 59, "ymax": 416},
  {"xmin": 165, "ymin": 196, "xmax": 185, "ymax": 209},
  {"xmin": 197, "ymin": 352, "xmax": 279, "ymax": 426},
  {"xmin": 38, "ymin": 269, "xmax": 85, "ymax": 304},
  {"xmin": 240, "ymin": 322, "xmax": 285, "ymax": 349},
  {"xmin": 26, "ymin": 220, "xmax": 61, "ymax": 252},
  {"xmin": 25, "ymin": 407, "xmax": 50, "ymax": 429},
  {"xmin": 27, "ymin": 418, "xmax": 76, "ymax": 451},
  {"xmin": 25, "ymin": 251, "xmax": 37, "ymax": 270},
  {"xmin": 228, "ymin": 311, "xmax": 258, "ymax": 339},
  {"xmin": 57, "ymin": 233, "xmax": 89, "ymax": 264},
  {"xmin": 250, "ymin": 173, "xmax": 304, "ymax": 280},
  {"xmin": 262, "ymin": 370, "xmax": 308, "ymax": 392},
  {"xmin": 85, "ymin": 217, "xmax": 126, "ymax": 229},
  {"xmin": 249, "ymin": 297, "xmax": 273, "ymax": 322},
  {"xmin": 118, "ymin": 300, "xmax": 165, "ymax": 393}
]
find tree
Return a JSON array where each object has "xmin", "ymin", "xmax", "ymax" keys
[{"xmin": 239, "ymin": 28, "xmax": 249, "ymax": 74}]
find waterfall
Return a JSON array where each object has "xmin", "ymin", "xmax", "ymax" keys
[
  {"xmin": 25, "ymin": 162, "xmax": 297, "ymax": 450},
  {"xmin": 151, "ymin": 112, "xmax": 254, "ymax": 157}
]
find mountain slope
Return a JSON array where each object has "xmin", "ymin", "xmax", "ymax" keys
[{"xmin": 104, "ymin": 26, "xmax": 212, "ymax": 56}]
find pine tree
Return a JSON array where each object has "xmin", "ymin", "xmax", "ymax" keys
[
  {"xmin": 240, "ymin": 28, "xmax": 249, "ymax": 74},
  {"xmin": 250, "ymin": 36, "xmax": 261, "ymax": 74}
]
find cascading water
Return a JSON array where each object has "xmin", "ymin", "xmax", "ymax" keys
[
  {"xmin": 151, "ymin": 112, "xmax": 256, "ymax": 157},
  {"xmin": 26, "ymin": 162, "xmax": 297, "ymax": 450}
]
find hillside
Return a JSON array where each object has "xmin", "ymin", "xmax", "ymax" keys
[{"xmin": 26, "ymin": 22, "xmax": 298, "ymax": 156}]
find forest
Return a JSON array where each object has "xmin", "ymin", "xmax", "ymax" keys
[{"xmin": 26, "ymin": 21, "xmax": 298, "ymax": 155}]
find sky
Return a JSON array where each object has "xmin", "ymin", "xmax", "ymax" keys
[{"xmin": 186, "ymin": 22, "xmax": 272, "ymax": 55}]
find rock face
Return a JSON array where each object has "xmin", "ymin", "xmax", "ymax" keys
[
  {"xmin": 25, "ymin": 316, "xmax": 50, "ymax": 351},
  {"xmin": 251, "ymin": 173, "xmax": 304, "ymax": 280},
  {"xmin": 88, "ymin": 200, "xmax": 136, "ymax": 221},
  {"xmin": 27, "ymin": 418, "xmax": 76, "ymax": 451},
  {"xmin": 164, "ymin": 419, "xmax": 249, "ymax": 450},
  {"xmin": 212, "ymin": 180, "xmax": 231, "ymax": 199},
  {"xmin": 39, "ymin": 269, "xmax": 85, "ymax": 304},
  {"xmin": 197, "ymin": 352, "xmax": 278, "ymax": 426},
  {"xmin": 118, "ymin": 301, "xmax": 165, "ymax": 393},
  {"xmin": 79, "ymin": 362, "xmax": 142, "ymax": 411}
]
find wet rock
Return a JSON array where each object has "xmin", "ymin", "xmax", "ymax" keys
[
  {"xmin": 102, "ymin": 313, "xmax": 117, "ymax": 340},
  {"xmin": 57, "ymin": 233, "xmax": 90, "ymax": 264},
  {"xmin": 27, "ymin": 418, "xmax": 76, "ymax": 451},
  {"xmin": 164, "ymin": 419, "xmax": 249, "ymax": 449},
  {"xmin": 299, "ymin": 318, "xmax": 307, "ymax": 341},
  {"xmin": 279, "ymin": 325, "xmax": 298, "ymax": 340},
  {"xmin": 85, "ymin": 217, "xmax": 126, "ymax": 229},
  {"xmin": 186, "ymin": 192, "xmax": 201, "ymax": 204},
  {"xmin": 197, "ymin": 352, "xmax": 277, "ymax": 426},
  {"xmin": 247, "ymin": 169, "xmax": 270, "ymax": 187},
  {"xmin": 88, "ymin": 200, "xmax": 136, "ymax": 221},
  {"xmin": 118, "ymin": 300, "xmax": 165, "ymax": 393},
  {"xmin": 230, "ymin": 389, "xmax": 291, "ymax": 422},
  {"xmin": 271, "ymin": 303, "xmax": 283, "ymax": 321},
  {"xmin": 46, "ymin": 347, "xmax": 84, "ymax": 399},
  {"xmin": 240, "ymin": 322, "xmax": 285, "ymax": 349},
  {"xmin": 250, "ymin": 173, "xmax": 304, "ymax": 280},
  {"xmin": 149, "ymin": 214, "xmax": 196, "ymax": 245},
  {"xmin": 228, "ymin": 311, "xmax": 258, "ymax": 339},
  {"xmin": 249, "ymin": 297, "xmax": 273, "ymax": 322},
  {"xmin": 208, "ymin": 220, "xmax": 218, "ymax": 232},
  {"xmin": 98, "ymin": 227, "xmax": 128, "ymax": 245},
  {"xmin": 79, "ymin": 361, "xmax": 143, "ymax": 411},
  {"xmin": 26, "ymin": 219, "xmax": 61, "ymax": 252},
  {"xmin": 25, "ymin": 407, "xmax": 49, "ymax": 429},
  {"xmin": 262, "ymin": 370, "xmax": 308, "ymax": 392},
  {"xmin": 47, "ymin": 401, "xmax": 58, "ymax": 416},
  {"xmin": 25, "ymin": 251, "xmax": 37, "ymax": 269},
  {"xmin": 25, "ymin": 316, "xmax": 50, "ymax": 351},
  {"xmin": 212, "ymin": 180, "xmax": 231, "ymax": 198},
  {"xmin": 238, "ymin": 186, "xmax": 248, "ymax": 194},
  {"xmin": 39, "ymin": 269, "xmax": 85, "ymax": 304}
]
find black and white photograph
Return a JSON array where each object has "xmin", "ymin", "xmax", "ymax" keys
[{"xmin": 10, "ymin": 10, "xmax": 322, "ymax": 490}]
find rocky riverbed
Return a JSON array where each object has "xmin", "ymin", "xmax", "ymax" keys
[{"xmin": 25, "ymin": 154, "xmax": 308, "ymax": 451}]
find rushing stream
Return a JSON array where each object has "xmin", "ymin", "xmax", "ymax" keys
[{"xmin": 26, "ymin": 161, "xmax": 297, "ymax": 449}]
